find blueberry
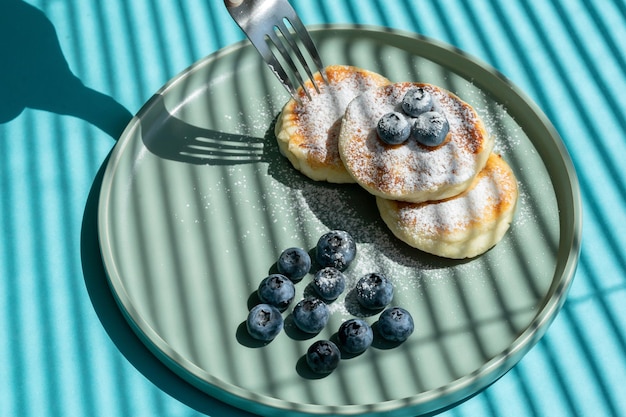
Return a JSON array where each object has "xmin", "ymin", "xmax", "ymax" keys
[
  {"xmin": 306, "ymin": 340, "xmax": 341, "ymax": 374},
  {"xmin": 376, "ymin": 112, "xmax": 411, "ymax": 145},
  {"xmin": 257, "ymin": 274, "xmax": 296, "ymax": 312},
  {"xmin": 337, "ymin": 318, "xmax": 374, "ymax": 354},
  {"xmin": 377, "ymin": 307, "xmax": 414, "ymax": 342},
  {"xmin": 315, "ymin": 230, "xmax": 357, "ymax": 271},
  {"xmin": 277, "ymin": 247, "xmax": 311, "ymax": 281},
  {"xmin": 402, "ymin": 87, "xmax": 433, "ymax": 117},
  {"xmin": 292, "ymin": 297, "xmax": 330, "ymax": 334},
  {"xmin": 312, "ymin": 267, "xmax": 346, "ymax": 301},
  {"xmin": 411, "ymin": 111, "xmax": 449, "ymax": 147},
  {"xmin": 355, "ymin": 272, "xmax": 394, "ymax": 310},
  {"xmin": 246, "ymin": 304, "xmax": 284, "ymax": 341}
]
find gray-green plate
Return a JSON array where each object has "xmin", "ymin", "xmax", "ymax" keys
[{"xmin": 98, "ymin": 26, "xmax": 582, "ymax": 416}]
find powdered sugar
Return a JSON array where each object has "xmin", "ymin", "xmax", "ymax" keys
[
  {"xmin": 397, "ymin": 159, "xmax": 514, "ymax": 236},
  {"xmin": 339, "ymin": 83, "xmax": 493, "ymax": 201},
  {"xmin": 291, "ymin": 66, "xmax": 389, "ymax": 163}
]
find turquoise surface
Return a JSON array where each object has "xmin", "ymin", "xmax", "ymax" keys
[{"xmin": 1, "ymin": 1, "xmax": 624, "ymax": 416}]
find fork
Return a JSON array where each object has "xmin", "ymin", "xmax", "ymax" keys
[{"xmin": 225, "ymin": 0, "xmax": 327, "ymax": 101}]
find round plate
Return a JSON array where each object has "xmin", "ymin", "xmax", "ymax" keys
[{"xmin": 98, "ymin": 26, "xmax": 581, "ymax": 416}]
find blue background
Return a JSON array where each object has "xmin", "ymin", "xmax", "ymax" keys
[{"xmin": 1, "ymin": 0, "xmax": 625, "ymax": 416}]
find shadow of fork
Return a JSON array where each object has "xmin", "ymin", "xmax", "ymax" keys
[{"xmin": 139, "ymin": 93, "xmax": 268, "ymax": 166}]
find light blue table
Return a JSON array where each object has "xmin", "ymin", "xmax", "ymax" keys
[{"xmin": 1, "ymin": 0, "xmax": 625, "ymax": 416}]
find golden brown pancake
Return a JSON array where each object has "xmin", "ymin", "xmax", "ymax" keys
[
  {"xmin": 338, "ymin": 82, "xmax": 494, "ymax": 202},
  {"xmin": 274, "ymin": 65, "xmax": 390, "ymax": 183},
  {"xmin": 376, "ymin": 153, "xmax": 518, "ymax": 259}
]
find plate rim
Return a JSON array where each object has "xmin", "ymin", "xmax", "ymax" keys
[{"xmin": 97, "ymin": 24, "xmax": 583, "ymax": 416}]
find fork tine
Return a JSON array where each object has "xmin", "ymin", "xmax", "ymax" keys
[
  {"xmin": 267, "ymin": 27, "xmax": 313, "ymax": 100},
  {"xmin": 274, "ymin": 20, "xmax": 321, "ymax": 94},
  {"xmin": 287, "ymin": 16, "xmax": 327, "ymax": 83},
  {"xmin": 246, "ymin": 30, "xmax": 301, "ymax": 100},
  {"xmin": 262, "ymin": 48, "xmax": 300, "ymax": 100}
]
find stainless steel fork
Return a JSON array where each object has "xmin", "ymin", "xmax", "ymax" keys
[{"xmin": 225, "ymin": 0, "xmax": 326, "ymax": 101}]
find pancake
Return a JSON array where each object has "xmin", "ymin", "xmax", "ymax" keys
[
  {"xmin": 274, "ymin": 65, "xmax": 390, "ymax": 183},
  {"xmin": 338, "ymin": 82, "xmax": 494, "ymax": 202},
  {"xmin": 376, "ymin": 153, "xmax": 518, "ymax": 259}
]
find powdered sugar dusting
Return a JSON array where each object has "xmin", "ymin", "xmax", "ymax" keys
[
  {"xmin": 339, "ymin": 83, "xmax": 493, "ymax": 200},
  {"xmin": 395, "ymin": 157, "xmax": 516, "ymax": 236},
  {"xmin": 291, "ymin": 66, "xmax": 389, "ymax": 164},
  {"xmin": 403, "ymin": 181, "xmax": 495, "ymax": 236}
]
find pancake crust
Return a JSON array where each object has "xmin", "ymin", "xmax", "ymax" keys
[
  {"xmin": 338, "ymin": 82, "xmax": 494, "ymax": 202},
  {"xmin": 274, "ymin": 65, "xmax": 390, "ymax": 183},
  {"xmin": 376, "ymin": 153, "xmax": 518, "ymax": 259}
]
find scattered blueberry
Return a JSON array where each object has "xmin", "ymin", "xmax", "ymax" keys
[
  {"xmin": 355, "ymin": 272, "xmax": 394, "ymax": 310},
  {"xmin": 337, "ymin": 318, "xmax": 374, "ymax": 354},
  {"xmin": 292, "ymin": 298, "xmax": 330, "ymax": 334},
  {"xmin": 277, "ymin": 247, "xmax": 311, "ymax": 281},
  {"xmin": 246, "ymin": 303, "xmax": 284, "ymax": 341},
  {"xmin": 411, "ymin": 111, "xmax": 449, "ymax": 147},
  {"xmin": 312, "ymin": 267, "xmax": 346, "ymax": 301},
  {"xmin": 257, "ymin": 274, "xmax": 296, "ymax": 312},
  {"xmin": 402, "ymin": 87, "xmax": 433, "ymax": 117},
  {"xmin": 306, "ymin": 340, "xmax": 341, "ymax": 374},
  {"xmin": 315, "ymin": 230, "xmax": 357, "ymax": 271},
  {"xmin": 376, "ymin": 112, "xmax": 411, "ymax": 145},
  {"xmin": 246, "ymin": 236, "xmax": 417, "ymax": 373},
  {"xmin": 377, "ymin": 307, "xmax": 414, "ymax": 342}
]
